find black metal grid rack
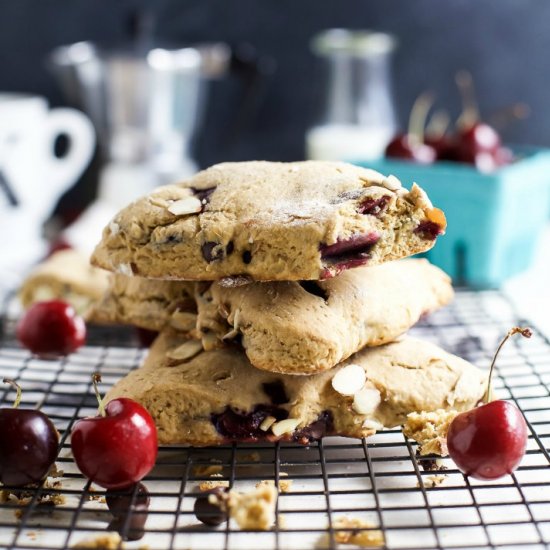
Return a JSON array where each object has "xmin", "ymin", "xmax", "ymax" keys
[{"xmin": 1, "ymin": 289, "xmax": 550, "ymax": 550}]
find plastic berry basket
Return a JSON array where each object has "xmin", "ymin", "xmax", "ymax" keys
[{"xmin": 357, "ymin": 147, "xmax": 550, "ymax": 288}]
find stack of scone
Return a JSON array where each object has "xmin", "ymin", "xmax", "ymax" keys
[{"xmin": 86, "ymin": 161, "xmax": 487, "ymax": 446}]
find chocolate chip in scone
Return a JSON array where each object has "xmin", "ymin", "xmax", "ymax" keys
[
  {"xmin": 130, "ymin": 262, "xmax": 139, "ymax": 275},
  {"xmin": 191, "ymin": 186, "xmax": 216, "ymax": 205},
  {"xmin": 201, "ymin": 241, "xmax": 224, "ymax": 262},
  {"xmin": 414, "ymin": 220, "xmax": 444, "ymax": 240},
  {"xmin": 242, "ymin": 250, "xmax": 252, "ymax": 264},
  {"xmin": 262, "ymin": 380, "xmax": 289, "ymax": 405},
  {"xmin": 226, "ymin": 241, "xmax": 234, "ymax": 255},
  {"xmin": 358, "ymin": 195, "xmax": 391, "ymax": 216},
  {"xmin": 163, "ymin": 233, "xmax": 182, "ymax": 244},
  {"xmin": 299, "ymin": 281, "xmax": 329, "ymax": 301},
  {"xmin": 293, "ymin": 411, "xmax": 334, "ymax": 444}
]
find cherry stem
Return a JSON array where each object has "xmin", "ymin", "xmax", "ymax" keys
[
  {"xmin": 408, "ymin": 91, "xmax": 435, "ymax": 144},
  {"xmin": 484, "ymin": 327, "xmax": 532, "ymax": 403},
  {"xmin": 455, "ymin": 70, "xmax": 479, "ymax": 129},
  {"xmin": 92, "ymin": 373, "xmax": 107, "ymax": 417},
  {"xmin": 426, "ymin": 109, "xmax": 450, "ymax": 140},
  {"xmin": 3, "ymin": 378, "xmax": 22, "ymax": 408}
]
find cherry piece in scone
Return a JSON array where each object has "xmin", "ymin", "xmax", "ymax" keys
[
  {"xmin": 71, "ymin": 374, "xmax": 158, "ymax": 490},
  {"xmin": 447, "ymin": 327, "xmax": 531, "ymax": 480},
  {"xmin": 0, "ymin": 379, "xmax": 59, "ymax": 486},
  {"xmin": 17, "ymin": 300, "xmax": 86, "ymax": 359},
  {"xmin": 320, "ymin": 232, "xmax": 380, "ymax": 260}
]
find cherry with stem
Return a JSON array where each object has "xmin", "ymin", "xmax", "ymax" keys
[
  {"xmin": 71, "ymin": 373, "xmax": 158, "ymax": 490},
  {"xmin": 0, "ymin": 378, "xmax": 59, "ymax": 486},
  {"xmin": 447, "ymin": 327, "xmax": 531, "ymax": 480},
  {"xmin": 385, "ymin": 92, "xmax": 437, "ymax": 164}
]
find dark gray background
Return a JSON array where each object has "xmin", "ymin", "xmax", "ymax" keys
[{"xmin": 1, "ymin": 0, "xmax": 548, "ymax": 211}]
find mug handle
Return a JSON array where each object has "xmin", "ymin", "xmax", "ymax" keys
[{"xmin": 43, "ymin": 107, "xmax": 96, "ymax": 196}]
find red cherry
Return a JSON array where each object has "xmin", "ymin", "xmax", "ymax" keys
[
  {"xmin": 424, "ymin": 135, "xmax": 456, "ymax": 161},
  {"xmin": 71, "ymin": 375, "xmax": 157, "ymax": 489},
  {"xmin": 0, "ymin": 379, "xmax": 59, "ymax": 486},
  {"xmin": 447, "ymin": 400, "xmax": 527, "ymax": 480},
  {"xmin": 455, "ymin": 122, "xmax": 502, "ymax": 165},
  {"xmin": 17, "ymin": 300, "xmax": 86, "ymax": 358},
  {"xmin": 385, "ymin": 134, "xmax": 436, "ymax": 164},
  {"xmin": 447, "ymin": 327, "xmax": 531, "ymax": 480},
  {"xmin": 386, "ymin": 92, "xmax": 436, "ymax": 164},
  {"xmin": 494, "ymin": 146, "xmax": 514, "ymax": 167}
]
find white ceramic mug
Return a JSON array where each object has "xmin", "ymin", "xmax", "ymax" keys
[{"xmin": 0, "ymin": 94, "xmax": 95, "ymax": 288}]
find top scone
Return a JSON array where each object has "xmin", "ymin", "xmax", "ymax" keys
[{"xmin": 91, "ymin": 161, "xmax": 446, "ymax": 281}]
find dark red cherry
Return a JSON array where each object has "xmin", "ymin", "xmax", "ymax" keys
[
  {"xmin": 17, "ymin": 300, "xmax": 86, "ymax": 358},
  {"xmin": 385, "ymin": 134, "xmax": 436, "ymax": 164},
  {"xmin": 194, "ymin": 487, "xmax": 228, "ymax": 526},
  {"xmin": 455, "ymin": 123, "xmax": 501, "ymax": 162},
  {"xmin": 106, "ymin": 482, "xmax": 150, "ymax": 541},
  {"xmin": 0, "ymin": 379, "xmax": 59, "ymax": 486},
  {"xmin": 424, "ymin": 135, "xmax": 456, "ymax": 161}
]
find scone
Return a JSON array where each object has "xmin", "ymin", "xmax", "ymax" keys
[
  {"xmin": 90, "ymin": 259, "xmax": 454, "ymax": 374},
  {"xmin": 197, "ymin": 259, "xmax": 454, "ymax": 374},
  {"xmin": 91, "ymin": 161, "xmax": 446, "ymax": 281},
  {"xmin": 105, "ymin": 329, "xmax": 486, "ymax": 446},
  {"xmin": 89, "ymin": 275, "xmax": 197, "ymax": 332},
  {"xmin": 18, "ymin": 249, "xmax": 110, "ymax": 316}
]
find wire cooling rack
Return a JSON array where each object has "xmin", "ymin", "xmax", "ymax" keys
[{"xmin": 1, "ymin": 290, "xmax": 550, "ymax": 550}]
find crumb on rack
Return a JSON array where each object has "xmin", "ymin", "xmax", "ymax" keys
[
  {"xmin": 333, "ymin": 517, "xmax": 385, "ymax": 547},
  {"xmin": 255, "ymin": 479, "xmax": 293, "ymax": 493},
  {"xmin": 193, "ymin": 464, "xmax": 223, "ymax": 477},
  {"xmin": 72, "ymin": 533, "xmax": 123, "ymax": 549},
  {"xmin": 237, "ymin": 451, "xmax": 261, "ymax": 463},
  {"xmin": 86, "ymin": 486, "xmax": 106, "ymax": 503},
  {"xmin": 3, "ymin": 480, "xmax": 66, "ymax": 520},
  {"xmin": 403, "ymin": 409, "xmax": 458, "ymax": 456},
  {"xmin": 418, "ymin": 474, "xmax": 448, "ymax": 489},
  {"xmin": 227, "ymin": 484, "xmax": 277, "ymax": 531},
  {"xmin": 48, "ymin": 463, "xmax": 65, "ymax": 478},
  {"xmin": 416, "ymin": 453, "xmax": 447, "ymax": 472},
  {"xmin": 198, "ymin": 480, "xmax": 230, "ymax": 491}
]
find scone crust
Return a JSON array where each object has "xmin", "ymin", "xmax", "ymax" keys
[
  {"xmin": 91, "ymin": 161, "xmax": 445, "ymax": 281},
  {"xmin": 105, "ymin": 330, "xmax": 486, "ymax": 446}
]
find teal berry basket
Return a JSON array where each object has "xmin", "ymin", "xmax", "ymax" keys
[{"xmin": 357, "ymin": 147, "xmax": 550, "ymax": 288}]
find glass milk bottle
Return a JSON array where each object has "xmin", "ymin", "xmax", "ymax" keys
[{"xmin": 306, "ymin": 29, "xmax": 397, "ymax": 161}]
